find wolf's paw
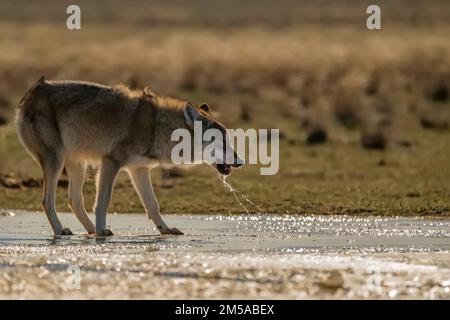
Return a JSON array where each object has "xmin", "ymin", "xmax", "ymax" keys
[
  {"xmin": 161, "ymin": 227, "xmax": 184, "ymax": 235},
  {"xmin": 96, "ymin": 229, "xmax": 114, "ymax": 237},
  {"xmin": 59, "ymin": 228, "xmax": 73, "ymax": 236}
]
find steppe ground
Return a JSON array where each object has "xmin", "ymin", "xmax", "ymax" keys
[{"xmin": 0, "ymin": 0, "xmax": 449, "ymax": 216}]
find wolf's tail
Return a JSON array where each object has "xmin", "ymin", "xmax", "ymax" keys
[
  {"xmin": 16, "ymin": 76, "xmax": 47, "ymax": 113},
  {"xmin": 15, "ymin": 76, "xmax": 63, "ymax": 162}
]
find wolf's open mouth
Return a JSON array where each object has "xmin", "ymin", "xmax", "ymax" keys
[{"xmin": 216, "ymin": 164, "xmax": 231, "ymax": 175}]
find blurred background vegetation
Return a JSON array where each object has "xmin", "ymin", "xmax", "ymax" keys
[{"xmin": 0, "ymin": 0, "xmax": 449, "ymax": 216}]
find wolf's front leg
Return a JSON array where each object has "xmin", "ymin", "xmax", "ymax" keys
[
  {"xmin": 128, "ymin": 167, "xmax": 183, "ymax": 235},
  {"xmin": 94, "ymin": 158, "xmax": 120, "ymax": 236}
]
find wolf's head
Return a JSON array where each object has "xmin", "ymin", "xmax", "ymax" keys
[{"xmin": 183, "ymin": 102, "xmax": 244, "ymax": 175}]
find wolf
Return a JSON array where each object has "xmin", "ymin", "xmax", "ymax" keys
[{"xmin": 15, "ymin": 77, "xmax": 243, "ymax": 236}]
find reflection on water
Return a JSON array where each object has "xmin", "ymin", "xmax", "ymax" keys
[{"xmin": 0, "ymin": 211, "xmax": 449, "ymax": 299}]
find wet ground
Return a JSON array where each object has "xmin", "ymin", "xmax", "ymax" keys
[{"xmin": 0, "ymin": 211, "xmax": 449, "ymax": 299}]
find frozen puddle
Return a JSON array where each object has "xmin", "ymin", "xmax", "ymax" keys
[
  {"xmin": 0, "ymin": 211, "xmax": 449, "ymax": 299},
  {"xmin": 1, "ymin": 212, "xmax": 449, "ymax": 252}
]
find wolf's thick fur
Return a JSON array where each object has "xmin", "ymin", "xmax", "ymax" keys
[{"xmin": 15, "ymin": 77, "xmax": 240, "ymax": 236}]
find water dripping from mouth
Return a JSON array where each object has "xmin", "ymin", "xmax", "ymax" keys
[{"xmin": 219, "ymin": 175, "xmax": 265, "ymax": 214}]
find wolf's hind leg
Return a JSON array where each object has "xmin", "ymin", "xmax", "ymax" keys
[
  {"xmin": 40, "ymin": 154, "xmax": 72, "ymax": 236},
  {"xmin": 94, "ymin": 158, "xmax": 120, "ymax": 236},
  {"xmin": 66, "ymin": 160, "xmax": 95, "ymax": 234},
  {"xmin": 128, "ymin": 167, "xmax": 183, "ymax": 235}
]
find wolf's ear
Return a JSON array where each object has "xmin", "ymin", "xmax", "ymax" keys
[
  {"xmin": 199, "ymin": 103, "xmax": 211, "ymax": 114},
  {"xmin": 184, "ymin": 102, "xmax": 200, "ymax": 128}
]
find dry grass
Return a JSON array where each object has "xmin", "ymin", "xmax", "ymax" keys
[{"xmin": 1, "ymin": 24, "xmax": 449, "ymax": 134}]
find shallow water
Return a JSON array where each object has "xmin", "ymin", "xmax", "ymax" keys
[{"xmin": 0, "ymin": 211, "xmax": 449, "ymax": 299}]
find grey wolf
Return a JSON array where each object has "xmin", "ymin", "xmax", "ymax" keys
[{"xmin": 15, "ymin": 77, "xmax": 243, "ymax": 236}]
